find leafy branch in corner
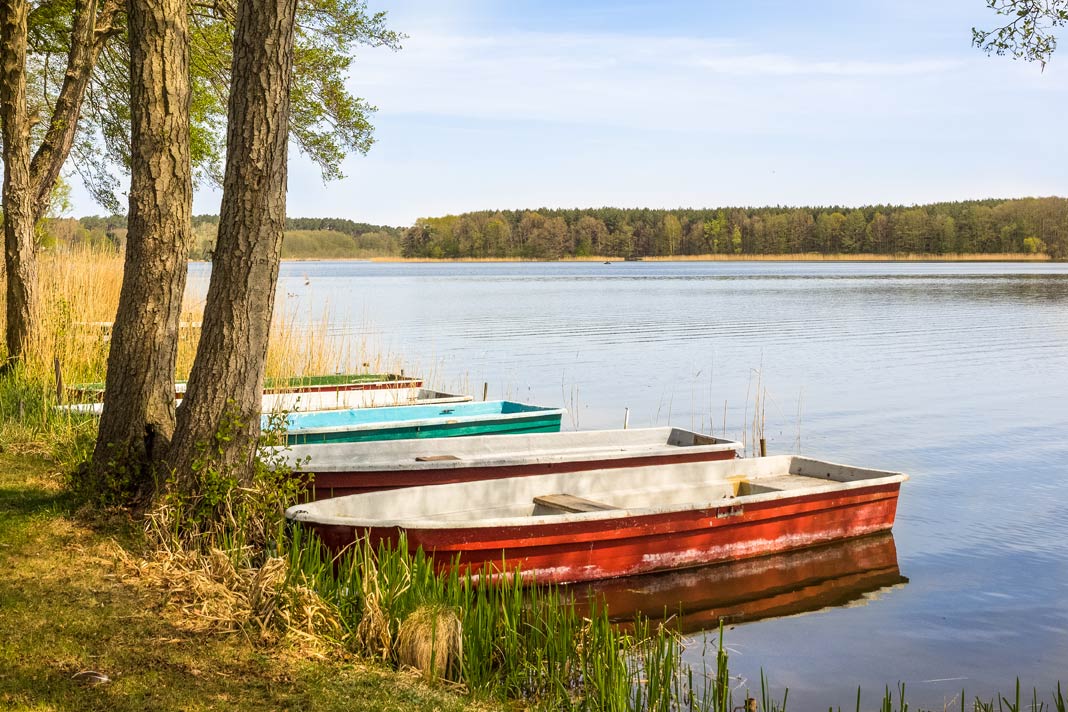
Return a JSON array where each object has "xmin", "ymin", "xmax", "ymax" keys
[{"xmin": 973, "ymin": 0, "xmax": 1068, "ymax": 67}]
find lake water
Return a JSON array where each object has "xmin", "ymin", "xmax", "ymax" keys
[{"xmin": 249, "ymin": 260, "xmax": 1068, "ymax": 709}]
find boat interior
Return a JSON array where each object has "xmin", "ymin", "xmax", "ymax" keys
[
  {"xmin": 282, "ymin": 427, "xmax": 740, "ymax": 471},
  {"xmin": 289, "ymin": 455, "xmax": 906, "ymax": 527}
]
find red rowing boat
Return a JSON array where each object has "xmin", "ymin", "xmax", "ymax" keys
[
  {"xmin": 286, "ymin": 455, "xmax": 907, "ymax": 585},
  {"xmin": 281, "ymin": 427, "xmax": 740, "ymax": 498}
]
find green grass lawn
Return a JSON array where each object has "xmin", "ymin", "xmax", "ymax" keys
[{"xmin": 0, "ymin": 452, "xmax": 494, "ymax": 712}]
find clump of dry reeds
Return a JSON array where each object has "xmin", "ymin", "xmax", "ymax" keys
[
  {"xmin": 117, "ymin": 485, "xmax": 342, "ymax": 650},
  {"xmin": 118, "ymin": 543, "xmax": 341, "ymax": 649},
  {"xmin": 396, "ymin": 604, "xmax": 463, "ymax": 682}
]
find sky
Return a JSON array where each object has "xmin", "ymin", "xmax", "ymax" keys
[{"xmin": 67, "ymin": 0, "xmax": 1068, "ymax": 227}]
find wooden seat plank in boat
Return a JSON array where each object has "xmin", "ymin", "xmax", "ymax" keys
[{"xmin": 533, "ymin": 494, "xmax": 617, "ymax": 514}]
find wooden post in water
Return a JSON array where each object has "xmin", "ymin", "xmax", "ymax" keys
[
  {"xmin": 759, "ymin": 437, "xmax": 767, "ymax": 457},
  {"xmin": 482, "ymin": 382, "xmax": 488, "ymax": 401},
  {"xmin": 53, "ymin": 357, "xmax": 64, "ymax": 405},
  {"xmin": 623, "ymin": 407, "xmax": 630, "ymax": 429}
]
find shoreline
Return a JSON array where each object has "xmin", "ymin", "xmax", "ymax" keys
[{"xmin": 272, "ymin": 252, "xmax": 1054, "ymax": 263}]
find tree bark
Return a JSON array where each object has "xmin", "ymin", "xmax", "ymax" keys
[
  {"xmin": 0, "ymin": 0, "xmax": 38, "ymax": 369},
  {"xmin": 91, "ymin": 0, "xmax": 191, "ymax": 499},
  {"xmin": 167, "ymin": 0, "xmax": 296, "ymax": 484}
]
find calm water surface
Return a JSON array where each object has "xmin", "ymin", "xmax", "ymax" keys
[{"xmin": 211, "ymin": 260, "xmax": 1068, "ymax": 708}]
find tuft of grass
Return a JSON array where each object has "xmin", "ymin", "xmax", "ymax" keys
[{"xmin": 396, "ymin": 604, "xmax": 464, "ymax": 682}]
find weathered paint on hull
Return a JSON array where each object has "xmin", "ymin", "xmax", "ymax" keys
[
  {"xmin": 286, "ymin": 415, "xmax": 563, "ymax": 445},
  {"xmin": 306, "ymin": 482, "xmax": 902, "ymax": 585},
  {"xmin": 310, "ymin": 448, "xmax": 737, "ymax": 498}
]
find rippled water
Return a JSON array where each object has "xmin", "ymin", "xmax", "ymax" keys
[{"xmin": 201, "ymin": 260, "xmax": 1068, "ymax": 708}]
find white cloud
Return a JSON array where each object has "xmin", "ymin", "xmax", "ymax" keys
[
  {"xmin": 348, "ymin": 30, "xmax": 991, "ymax": 137},
  {"xmin": 691, "ymin": 55, "xmax": 963, "ymax": 76}
]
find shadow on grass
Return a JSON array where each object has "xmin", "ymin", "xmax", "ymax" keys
[{"xmin": 0, "ymin": 482, "xmax": 72, "ymax": 543}]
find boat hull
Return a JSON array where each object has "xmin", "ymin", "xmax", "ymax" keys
[
  {"xmin": 310, "ymin": 449, "xmax": 737, "ymax": 497},
  {"xmin": 68, "ymin": 373, "xmax": 421, "ymax": 403},
  {"xmin": 279, "ymin": 401, "xmax": 565, "ymax": 445},
  {"xmin": 303, "ymin": 481, "xmax": 902, "ymax": 584},
  {"xmin": 297, "ymin": 428, "xmax": 740, "ymax": 498},
  {"xmin": 262, "ymin": 387, "xmax": 470, "ymax": 413}
]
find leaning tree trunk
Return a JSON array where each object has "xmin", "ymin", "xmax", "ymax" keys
[
  {"xmin": 167, "ymin": 0, "xmax": 296, "ymax": 486},
  {"xmin": 90, "ymin": 0, "xmax": 191, "ymax": 502},
  {"xmin": 0, "ymin": 0, "xmax": 120, "ymax": 371},
  {"xmin": 0, "ymin": 0, "xmax": 38, "ymax": 370}
]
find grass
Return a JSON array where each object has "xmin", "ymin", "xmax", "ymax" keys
[{"xmin": 0, "ymin": 450, "xmax": 493, "ymax": 712}]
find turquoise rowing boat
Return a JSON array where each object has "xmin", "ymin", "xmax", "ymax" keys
[{"xmin": 271, "ymin": 401, "xmax": 566, "ymax": 445}]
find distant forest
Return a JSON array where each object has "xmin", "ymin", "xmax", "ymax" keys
[
  {"xmin": 49, "ymin": 215, "xmax": 403, "ymax": 259},
  {"xmin": 401, "ymin": 198, "xmax": 1068, "ymax": 260},
  {"xmin": 51, "ymin": 197, "xmax": 1067, "ymax": 260}
]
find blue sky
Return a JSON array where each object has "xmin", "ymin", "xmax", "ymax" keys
[{"xmin": 69, "ymin": 0, "xmax": 1068, "ymax": 226}]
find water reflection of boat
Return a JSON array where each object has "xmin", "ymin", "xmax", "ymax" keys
[{"xmin": 573, "ymin": 532, "xmax": 906, "ymax": 633}]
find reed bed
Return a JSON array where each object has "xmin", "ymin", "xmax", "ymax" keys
[
  {"xmin": 0, "ymin": 248, "xmax": 402, "ymax": 455},
  {"xmin": 281, "ymin": 531, "xmax": 756, "ymax": 711}
]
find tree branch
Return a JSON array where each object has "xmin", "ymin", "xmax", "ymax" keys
[{"xmin": 29, "ymin": 0, "xmax": 122, "ymax": 221}]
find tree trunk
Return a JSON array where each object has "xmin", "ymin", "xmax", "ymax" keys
[
  {"xmin": 167, "ymin": 0, "xmax": 296, "ymax": 484},
  {"xmin": 91, "ymin": 0, "xmax": 191, "ymax": 501},
  {"xmin": 0, "ymin": 0, "xmax": 38, "ymax": 370}
]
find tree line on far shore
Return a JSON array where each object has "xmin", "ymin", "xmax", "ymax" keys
[
  {"xmin": 44, "ymin": 214, "xmax": 404, "ymax": 259},
  {"xmin": 401, "ymin": 197, "xmax": 1068, "ymax": 260},
  {"xmin": 41, "ymin": 196, "xmax": 1068, "ymax": 261}
]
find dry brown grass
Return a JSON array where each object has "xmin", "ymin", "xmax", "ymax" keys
[
  {"xmin": 116, "ymin": 544, "xmax": 341, "ymax": 650},
  {"xmin": 396, "ymin": 605, "xmax": 464, "ymax": 682},
  {"xmin": 9, "ymin": 247, "xmax": 392, "ymax": 389},
  {"xmin": 7, "ymin": 246, "xmax": 206, "ymax": 386},
  {"xmin": 264, "ymin": 304, "xmax": 406, "ymax": 382}
]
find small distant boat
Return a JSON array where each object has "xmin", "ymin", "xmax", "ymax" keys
[
  {"xmin": 67, "ymin": 373, "xmax": 421, "ymax": 404},
  {"xmin": 286, "ymin": 455, "xmax": 907, "ymax": 585},
  {"xmin": 261, "ymin": 386, "xmax": 469, "ymax": 413},
  {"xmin": 281, "ymin": 427, "xmax": 740, "ymax": 498},
  {"xmin": 576, "ymin": 532, "xmax": 907, "ymax": 633},
  {"xmin": 274, "ymin": 400, "xmax": 566, "ymax": 445},
  {"xmin": 62, "ymin": 386, "xmax": 471, "ymax": 417}
]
